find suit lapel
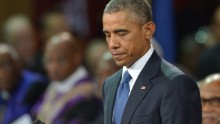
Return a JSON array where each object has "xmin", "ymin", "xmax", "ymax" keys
[
  {"xmin": 105, "ymin": 70, "xmax": 122, "ymax": 124},
  {"xmin": 121, "ymin": 51, "xmax": 161, "ymax": 124}
]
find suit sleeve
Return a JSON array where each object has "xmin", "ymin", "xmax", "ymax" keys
[
  {"xmin": 160, "ymin": 75, "xmax": 202, "ymax": 124},
  {"xmin": 102, "ymin": 80, "xmax": 107, "ymax": 103}
]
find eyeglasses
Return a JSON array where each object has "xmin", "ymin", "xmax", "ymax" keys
[{"xmin": 201, "ymin": 97, "xmax": 220, "ymax": 107}]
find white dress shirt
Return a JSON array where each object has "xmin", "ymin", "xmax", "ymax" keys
[
  {"xmin": 50, "ymin": 66, "xmax": 89, "ymax": 94},
  {"xmin": 122, "ymin": 45, "xmax": 154, "ymax": 94}
]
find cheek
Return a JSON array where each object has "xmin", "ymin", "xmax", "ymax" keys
[
  {"xmin": 45, "ymin": 64, "xmax": 54, "ymax": 72},
  {"xmin": 126, "ymin": 42, "xmax": 139, "ymax": 56},
  {"xmin": 125, "ymin": 34, "xmax": 145, "ymax": 52},
  {"xmin": 61, "ymin": 66, "xmax": 72, "ymax": 74},
  {"xmin": 4, "ymin": 69, "xmax": 15, "ymax": 81},
  {"xmin": 214, "ymin": 108, "xmax": 220, "ymax": 115},
  {"xmin": 45, "ymin": 63, "xmax": 61, "ymax": 78},
  {"xmin": 61, "ymin": 62, "xmax": 76, "ymax": 76}
]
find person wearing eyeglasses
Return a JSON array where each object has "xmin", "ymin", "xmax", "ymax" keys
[{"xmin": 198, "ymin": 73, "xmax": 220, "ymax": 124}]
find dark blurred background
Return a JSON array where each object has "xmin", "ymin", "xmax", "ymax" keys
[
  {"xmin": 1, "ymin": 0, "xmax": 220, "ymax": 123},
  {"xmin": 0, "ymin": 0, "xmax": 220, "ymax": 80}
]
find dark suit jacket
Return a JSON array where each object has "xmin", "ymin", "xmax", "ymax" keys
[{"xmin": 103, "ymin": 51, "xmax": 202, "ymax": 124}]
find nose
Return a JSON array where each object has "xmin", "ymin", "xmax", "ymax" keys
[
  {"xmin": 108, "ymin": 35, "xmax": 120, "ymax": 50},
  {"xmin": 46, "ymin": 60, "xmax": 60, "ymax": 72},
  {"xmin": 202, "ymin": 102, "xmax": 214, "ymax": 113}
]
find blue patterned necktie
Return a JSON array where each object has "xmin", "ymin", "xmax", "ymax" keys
[{"xmin": 114, "ymin": 70, "xmax": 132, "ymax": 124}]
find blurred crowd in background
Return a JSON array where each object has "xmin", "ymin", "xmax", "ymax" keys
[{"xmin": 0, "ymin": 0, "xmax": 220, "ymax": 123}]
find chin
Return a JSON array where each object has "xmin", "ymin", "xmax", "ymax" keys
[
  {"xmin": 50, "ymin": 75, "xmax": 62, "ymax": 82},
  {"xmin": 115, "ymin": 61, "xmax": 124, "ymax": 67},
  {"xmin": 203, "ymin": 118, "xmax": 219, "ymax": 124}
]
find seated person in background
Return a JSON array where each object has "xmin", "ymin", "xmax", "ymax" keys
[
  {"xmin": 96, "ymin": 51, "xmax": 120, "ymax": 99},
  {"xmin": 89, "ymin": 51, "xmax": 120, "ymax": 124},
  {"xmin": 198, "ymin": 73, "xmax": 220, "ymax": 124},
  {"xmin": 32, "ymin": 32, "xmax": 100, "ymax": 124},
  {"xmin": 84, "ymin": 38, "xmax": 108, "ymax": 79},
  {"xmin": 0, "ymin": 43, "xmax": 47, "ymax": 124},
  {"xmin": 3, "ymin": 15, "xmax": 46, "ymax": 75}
]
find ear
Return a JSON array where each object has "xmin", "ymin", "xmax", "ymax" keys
[{"xmin": 142, "ymin": 21, "xmax": 156, "ymax": 40}]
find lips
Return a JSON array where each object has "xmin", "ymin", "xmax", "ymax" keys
[
  {"xmin": 112, "ymin": 53, "xmax": 126, "ymax": 61},
  {"xmin": 110, "ymin": 49, "xmax": 127, "ymax": 61},
  {"xmin": 202, "ymin": 114, "xmax": 219, "ymax": 124},
  {"xmin": 203, "ymin": 117, "xmax": 217, "ymax": 124}
]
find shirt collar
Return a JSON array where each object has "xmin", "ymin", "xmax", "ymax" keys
[
  {"xmin": 123, "ymin": 45, "xmax": 154, "ymax": 81},
  {"xmin": 51, "ymin": 66, "xmax": 88, "ymax": 93}
]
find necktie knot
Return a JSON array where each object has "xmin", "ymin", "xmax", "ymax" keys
[{"xmin": 122, "ymin": 70, "xmax": 132, "ymax": 84}]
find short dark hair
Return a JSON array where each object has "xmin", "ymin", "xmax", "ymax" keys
[{"xmin": 103, "ymin": 0, "xmax": 153, "ymax": 25}]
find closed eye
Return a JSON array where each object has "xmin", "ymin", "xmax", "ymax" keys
[
  {"xmin": 114, "ymin": 29, "xmax": 129, "ymax": 36},
  {"xmin": 118, "ymin": 31, "xmax": 128, "ymax": 36},
  {"xmin": 105, "ymin": 33, "xmax": 111, "ymax": 38},
  {"xmin": 103, "ymin": 30, "xmax": 111, "ymax": 38}
]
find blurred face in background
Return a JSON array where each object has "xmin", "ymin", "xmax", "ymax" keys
[
  {"xmin": 0, "ymin": 52, "xmax": 19, "ymax": 91},
  {"xmin": 200, "ymin": 80, "xmax": 220, "ymax": 124},
  {"xmin": 43, "ymin": 33, "xmax": 82, "ymax": 81},
  {"xmin": 4, "ymin": 15, "xmax": 38, "ymax": 65},
  {"xmin": 96, "ymin": 53, "xmax": 120, "ymax": 98},
  {"xmin": 10, "ymin": 26, "xmax": 38, "ymax": 62}
]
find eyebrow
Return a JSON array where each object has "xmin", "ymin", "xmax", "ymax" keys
[
  {"xmin": 202, "ymin": 97, "xmax": 220, "ymax": 100},
  {"xmin": 103, "ymin": 29, "xmax": 129, "ymax": 34},
  {"xmin": 103, "ymin": 30, "xmax": 109, "ymax": 34},
  {"xmin": 114, "ymin": 29, "xmax": 128, "ymax": 33}
]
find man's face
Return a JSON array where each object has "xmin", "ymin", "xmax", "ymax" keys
[
  {"xmin": 103, "ymin": 10, "xmax": 152, "ymax": 67},
  {"xmin": 10, "ymin": 26, "xmax": 37, "ymax": 61},
  {"xmin": 200, "ymin": 81, "xmax": 220, "ymax": 124},
  {"xmin": 44, "ymin": 42, "xmax": 80, "ymax": 81},
  {"xmin": 0, "ymin": 53, "xmax": 17, "ymax": 91}
]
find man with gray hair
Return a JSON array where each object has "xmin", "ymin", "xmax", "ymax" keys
[
  {"xmin": 102, "ymin": 0, "xmax": 202, "ymax": 124},
  {"xmin": 199, "ymin": 73, "xmax": 220, "ymax": 124}
]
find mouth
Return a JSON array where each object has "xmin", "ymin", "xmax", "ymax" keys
[
  {"xmin": 203, "ymin": 116, "xmax": 219, "ymax": 124},
  {"xmin": 112, "ymin": 53, "xmax": 126, "ymax": 61}
]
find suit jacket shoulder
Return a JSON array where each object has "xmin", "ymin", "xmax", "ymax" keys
[
  {"xmin": 103, "ymin": 51, "xmax": 202, "ymax": 124},
  {"xmin": 125, "ymin": 52, "xmax": 201, "ymax": 124},
  {"xmin": 103, "ymin": 69, "xmax": 122, "ymax": 95}
]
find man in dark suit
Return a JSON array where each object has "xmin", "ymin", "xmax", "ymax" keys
[{"xmin": 102, "ymin": 0, "xmax": 202, "ymax": 124}]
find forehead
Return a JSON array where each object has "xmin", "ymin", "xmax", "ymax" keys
[
  {"xmin": 200, "ymin": 81, "xmax": 220, "ymax": 98},
  {"xmin": 0, "ymin": 53, "xmax": 13, "ymax": 62},
  {"xmin": 0, "ymin": 52, "xmax": 12, "ymax": 60},
  {"xmin": 103, "ymin": 10, "xmax": 129, "ymax": 21},
  {"xmin": 45, "ymin": 42, "xmax": 74, "ymax": 56},
  {"xmin": 103, "ymin": 11, "xmax": 128, "ymax": 24},
  {"xmin": 103, "ymin": 10, "xmax": 138, "ymax": 30}
]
